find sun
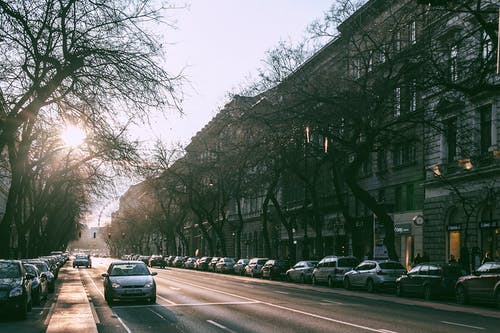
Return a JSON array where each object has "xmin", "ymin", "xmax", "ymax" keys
[{"xmin": 60, "ymin": 125, "xmax": 86, "ymax": 147}]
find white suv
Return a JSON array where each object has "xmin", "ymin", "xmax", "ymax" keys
[{"xmin": 312, "ymin": 255, "xmax": 358, "ymax": 287}]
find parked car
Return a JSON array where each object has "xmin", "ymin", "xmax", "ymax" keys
[
  {"xmin": 196, "ymin": 257, "xmax": 212, "ymax": 271},
  {"xmin": 286, "ymin": 260, "xmax": 318, "ymax": 283},
  {"xmin": 148, "ymin": 255, "xmax": 165, "ymax": 268},
  {"xmin": 261, "ymin": 259, "xmax": 290, "ymax": 280},
  {"xmin": 245, "ymin": 258, "xmax": 269, "ymax": 278},
  {"xmin": 137, "ymin": 255, "xmax": 151, "ymax": 266},
  {"xmin": 312, "ymin": 255, "xmax": 359, "ymax": 287},
  {"xmin": 23, "ymin": 263, "xmax": 48, "ymax": 305},
  {"xmin": 215, "ymin": 257, "xmax": 236, "ymax": 273},
  {"xmin": 0, "ymin": 260, "xmax": 33, "ymax": 319},
  {"xmin": 73, "ymin": 254, "xmax": 92, "ymax": 268},
  {"xmin": 455, "ymin": 261, "xmax": 500, "ymax": 308},
  {"xmin": 102, "ymin": 261, "xmax": 157, "ymax": 305},
  {"xmin": 234, "ymin": 259, "xmax": 250, "ymax": 275},
  {"xmin": 396, "ymin": 263, "xmax": 466, "ymax": 300},
  {"xmin": 343, "ymin": 260, "xmax": 406, "ymax": 292},
  {"xmin": 172, "ymin": 256, "xmax": 186, "ymax": 267},
  {"xmin": 184, "ymin": 257, "xmax": 198, "ymax": 269},
  {"xmin": 23, "ymin": 260, "xmax": 55, "ymax": 293},
  {"xmin": 209, "ymin": 257, "xmax": 220, "ymax": 272}
]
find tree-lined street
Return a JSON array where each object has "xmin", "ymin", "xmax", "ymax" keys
[{"xmin": 4, "ymin": 258, "xmax": 497, "ymax": 333}]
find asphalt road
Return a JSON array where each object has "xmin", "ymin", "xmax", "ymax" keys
[{"xmin": 2, "ymin": 257, "xmax": 499, "ymax": 332}]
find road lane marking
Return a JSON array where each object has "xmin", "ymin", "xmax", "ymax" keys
[
  {"xmin": 161, "ymin": 275, "xmax": 392, "ymax": 332},
  {"xmin": 274, "ymin": 291, "xmax": 289, "ymax": 295},
  {"xmin": 149, "ymin": 308, "xmax": 166, "ymax": 320},
  {"xmin": 207, "ymin": 320, "xmax": 237, "ymax": 333},
  {"xmin": 320, "ymin": 299, "xmax": 343, "ymax": 305},
  {"xmin": 115, "ymin": 313, "xmax": 133, "ymax": 333},
  {"xmin": 441, "ymin": 321, "xmax": 485, "ymax": 330},
  {"xmin": 169, "ymin": 287, "xmax": 181, "ymax": 290},
  {"xmin": 158, "ymin": 294, "xmax": 177, "ymax": 305},
  {"xmin": 167, "ymin": 301, "xmax": 260, "ymax": 307},
  {"xmin": 378, "ymin": 330, "xmax": 399, "ymax": 333}
]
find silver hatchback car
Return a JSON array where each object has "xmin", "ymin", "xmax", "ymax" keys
[{"xmin": 343, "ymin": 260, "xmax": 406, "ymax": 292}]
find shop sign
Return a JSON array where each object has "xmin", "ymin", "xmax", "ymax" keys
[
  {"xmin": 479, "ymin": 221, "xmax": 498, "ymax": 229},
  {"xmin": 447, "ymin": 224, "xmax": 461, "ymax": 231},
  {"xmin": 394, "ymin": 223, "xmax": 412, "ymax": 234}
]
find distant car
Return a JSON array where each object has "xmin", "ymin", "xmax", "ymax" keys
[
  {"xmin": 261, "ymin": 259, "xmax": 290, "ymax": 280},
  {"xmin": 172, "ymin": 256, "xmax": 186, "ymax": 267},
  {"xmin": 0, "ymin": 260, "xmax": 33, "ymax": 319},
  {"xmin": 196, "ymin": 257, "xmax": 212, "ymax": 271},
  {"xmin": 148, "ymin": 255, "xmax": 165, "ymax": 268},
  {"xmin": 209, "ymin": 257, "xmax": 220, "ymax": 272},
  {"xmin": 73, "ymin": 254, "xmax": 91, "ymax": 268},
  {"xmin": 102, "ymin": 261, "xmax": 157, "ymax": 305},
  {"xmin": 312, "ymin": 255, "xmax": 359, "ymax": 287},
  {"xmin": 184, "ymin": 257, "xmax": 198, "ymax": 269},
  {"xmin": 245, "ymin": 258, "xmax": 269, "ymax": 278},
  {"xmin": 215, "ymin": 257, "xmax": 236, "ymax": 273},
  {"xmin": 23, "ymin": 263, "xmax": 48, "ymax": 305},
  {"xmin": 343, "ymin": 260, "xmax": 406, "ymax": 292},
  {"xmin": 286, "ymin": 260, "xmax": 318, "ymax": 283},
  {"xmin": 137, "ymin": 255, "xmax": 151, "ymax": 266},
  {"xmin": 396, "ymin": 263, "xmax": 466, "ymax": 300},
  {"xmin": 455, "ymin": 261, "xmax": 500, "ymax": 308},
  {"xmin": 234, "ymin": 259, "xmax": 249, "ymax": 275}
]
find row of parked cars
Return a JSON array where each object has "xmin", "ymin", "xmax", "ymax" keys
[
  {"xmin": 0, "ymin": 251, "xmax": 69, "ymax": 320},
  {"xmin": 137, "ymin": 253, "xmax": 500, "ymax": 309}
]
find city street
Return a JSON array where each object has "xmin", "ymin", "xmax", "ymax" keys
[{"xmin": 3, "ymin": 258, "xmax": 499, "ymax": 333}]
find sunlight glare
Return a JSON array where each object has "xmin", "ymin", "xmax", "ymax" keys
[{"xmin": 60, "ymin": 125, "xmax": 86, "ymax": 147}]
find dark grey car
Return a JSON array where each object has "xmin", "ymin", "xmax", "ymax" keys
[{"xmin": 102, "ymin": 261, "xmax": 157, "ymax": 305}]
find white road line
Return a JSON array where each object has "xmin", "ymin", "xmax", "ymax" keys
[
  {"xmin": 207, "ymin": 320, "xmax": 237, "ymax": 333},
  {"xmin": 441, "ymin": 321, "xmax": 485, "ymax": 330},
  {"xmin": 167, "ymin": 301, "xmax": 260, "ymax": 307},
  {"xmin": 158, "ymin": 294, "xmax": 177, "ymax": 305},
  {"xmin": 321, "ymin": 299, "xmax": 343, "ymax": 305},
  {"xmin": 378, "ymin": 329, "xmax": 399, "ymax": 333},
  {"xmin": 160, "ymin": 275, "xmax": 390, "ymax": 332},
  {"xmin": 169, "ymin": 287, "xmax": 181, "ymax": 290},
  {"xmin": 149, "ymin": 308, "xmax": 166, "ymax": 320},
  {"xmin": 115, "ymin": 313, "xmax": 133, "ymax": 333},
  {"xmin": 274, "ymin": 291, "xmax": 289, "ymax": 295}
]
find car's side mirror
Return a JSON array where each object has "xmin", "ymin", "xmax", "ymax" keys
[
  {"xmin": 101, "ymin": 273, "xmax": 109, "ymax": 277},
  {"xmin": 151, "ymin": 272, "xmax": 158, "ymax": 276}
]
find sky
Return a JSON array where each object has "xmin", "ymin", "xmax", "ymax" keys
[{"xmin": 86, "ymin": 0, "xmax": 335, "ymax": 227}]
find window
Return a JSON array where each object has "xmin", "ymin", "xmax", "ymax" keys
[
  {"xmin": 445, "ymin": 118, "xmax": 457, "ymax": 162},
  {"xmin": 408, "ymin": 21, "xmax": 416, "ymax": 45},
  {"xmin": 394, "ymin": 186, "xmax": 402, "ymax": 212},
  {"xmin": 409, "ymin": 80, "xmax": 417, "ymax": 113},
  {"xmin": 450, "ymin": 45, "xmax": 458, "ymax": 82},
  {"xmin": 394, "ymin": 88, "xmax": 401, "ymax": 117},
  {"xmin": 479, "ymin": 105, "xmax": 492, "ymax": 155},
  {"xmin": 377, "ymin": 149, "xmax": 387, "ymax": 172},
  {"xmin": 352, "ymin": 58, "xmax": 361, "ymax": 79},
  {"xmin": 393, "ymin": 142, "xmax": 416, "ymax": 167},
  {"xmin": 482, "ymin": 31, "xmax": 493, "ymax": 60},
  {"xmin": 406, "ymin": 183, "xmax": 415, "ymax": 210}
]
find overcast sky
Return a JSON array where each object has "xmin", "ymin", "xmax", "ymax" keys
[{"xmin": 89, "ymin": 1, "xmax": 335, "ymax": 227}]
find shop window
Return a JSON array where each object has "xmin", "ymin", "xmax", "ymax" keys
[{"xmin": 449, "ymin": 231, "xmax": 461, "ymax": 262}]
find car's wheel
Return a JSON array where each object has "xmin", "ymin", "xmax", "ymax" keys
[
  {"xmin": 456, "ymin": 284, "xmax": 468, "ymax": 305},
  {"xmin": 366, "ymin": 279, "xmax": 375, "ymax": 293},
  {"xmin": 312, "ymin": 275, "xmax": 317, "ymax": 286},
  {"xmin": 423, "ymin": 285, "xmax": 432, "ymax": 301},
  {"xmin": 396, "ymin": 283, "xmax": 403, "ymax": 297},
  {"xmin": 299, "ymin": 274, "xmax": 305, "ymax": 284},
  {"xmin": 343, "ymin": 277, "xmax": 352, "ymax": 290},
  {"xmin": 328, "ymin": 276, "xmax": 334, "ymax": 288}
]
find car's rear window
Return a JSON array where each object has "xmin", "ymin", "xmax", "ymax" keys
[
  {"xmin": 379, "ymin": 262, "xmax": 405, "ymax": 269},
  {"xmin": 338, "ymin": 258, "xmax": 358, "ymax": 267}
]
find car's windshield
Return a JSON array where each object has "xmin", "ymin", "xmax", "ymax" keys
[
  {"xmin": 110, "ymin": 263, "xmax": 150, "ymax": 276},
  {"xmin": 0, "ymin": 262, "xmax": 21, "ymax": 278}
]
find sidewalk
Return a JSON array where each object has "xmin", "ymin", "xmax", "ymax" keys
[{"xmin": 46, "ymin": 265, "xmax": 98, "ymax": 333}]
